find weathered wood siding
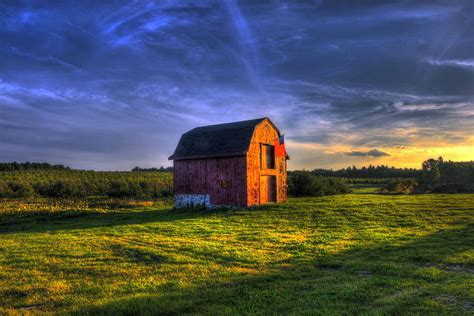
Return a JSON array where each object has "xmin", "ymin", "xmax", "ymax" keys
[
  {"xmin": 173, "ymin": 156, "xmax": 248, "ymax": 207},
  {"xmin": 246, "ymin": 120, "xmax": 287, "ymax": 206}
]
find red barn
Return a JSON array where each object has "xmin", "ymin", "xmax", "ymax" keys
[{"xmin": 169, "ymin": 117, "xmax": 287, "ymax": 208}]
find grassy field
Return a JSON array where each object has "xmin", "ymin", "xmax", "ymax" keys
[{"xmin": 0, "ymin": 190, "xmax": 473, "ymax": 314}]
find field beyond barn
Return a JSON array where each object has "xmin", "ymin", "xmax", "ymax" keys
[{"xmin": 0, "ymin": 189, "xmax": 473, "ymax": 314}]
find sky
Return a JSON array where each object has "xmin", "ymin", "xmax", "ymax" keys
[{"xmin": 0, "ymin": 0, "xmax": 473, "ymax": 171}]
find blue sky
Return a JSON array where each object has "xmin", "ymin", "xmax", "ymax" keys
[{"xmin": 0, "ymin": 0, "xmax": 473, "ymax": 170}]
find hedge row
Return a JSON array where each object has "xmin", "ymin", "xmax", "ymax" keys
[
  {"xmin": 288, "ymin": 172, "xmax": 350, "ymax": 197},
  {"xmin": 0, "ymin": 171, "xmax": 172, "ymax": 198}
]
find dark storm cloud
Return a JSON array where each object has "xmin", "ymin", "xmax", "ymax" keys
[
  {"xmin": 344, "ymin": 149, "xmax": 390, "ymax": 157},
  {"xmin": 0, "ymin": 0, "xmax": 473, "ymax": 169}
]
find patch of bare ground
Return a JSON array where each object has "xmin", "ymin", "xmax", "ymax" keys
[
  {"xmin": 442, "ymin": 264, "xmax": 474, "ymax": 274},
  {"xmin": 436, "ymin": 296, "xmax": 474, "ymax": 313}
]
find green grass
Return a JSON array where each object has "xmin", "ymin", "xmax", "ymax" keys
[{"xmin": 0, "ymin": 192, "xmax": 473, "ymax": 315}]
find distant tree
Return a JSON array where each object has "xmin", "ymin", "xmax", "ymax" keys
[
  {"xmin": 45, "ymin": 180, "xmax": 84, "ymax": 198},
  {"xmin": 382, "ymin": 178, "xmax": 418, "ymax": 194},
  {"xmin": 6, "ymin": 181, "xmax": 36, "ymax": 198},
  {"xmin": 420, "ymin": 157, "xmax": 443, "ymax": 189},
  {"xmin": 0, "ymin": 181, "xmax": 12, "ymax": 198},
  {"xmin": 419, "ymin": 157, "xmax": 474, "ymax": 193}
]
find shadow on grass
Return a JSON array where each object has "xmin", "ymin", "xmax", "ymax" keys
[
  {"xmin": 71, "ymin": 225, "xmax": 474, "ymax": 315},
  {"xmin": 0, "ymin": 207, "xmax": 239, "ymax": 235}
]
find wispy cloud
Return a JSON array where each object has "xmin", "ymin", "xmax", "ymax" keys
[
  {"xmin": 223, "ymin": 0, "xmax": 261, "ymax": 88},
  {"xmin": 425, "ymin": 58, "xmax": 474, "ymax": 70}
]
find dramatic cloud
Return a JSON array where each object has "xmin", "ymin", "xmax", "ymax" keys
[
  {"xmin": 0, "ymin": 1, "xmax": 473, "ymax": 170},
  {"xmin": 344, "ymin": 149, "xmax": 390, "ymax": 157}
]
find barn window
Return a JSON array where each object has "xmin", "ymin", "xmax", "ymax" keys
[{"xmin": 262, "ymin": 144, "xmax": 275, "ymax": 169}]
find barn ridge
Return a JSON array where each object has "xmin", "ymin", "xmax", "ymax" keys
[{"xmin": 168, "ymin": 117, "xmax": 280, "ymax": 161}]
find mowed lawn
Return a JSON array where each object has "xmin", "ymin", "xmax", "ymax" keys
[{"xmin": 0, "ymin": 192, "xmax": 473, "ymax": 315}]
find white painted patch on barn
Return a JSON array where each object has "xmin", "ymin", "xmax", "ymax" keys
[{"xmin": 174, "ymin": 194, "xmax": 211, "ymax": 208}]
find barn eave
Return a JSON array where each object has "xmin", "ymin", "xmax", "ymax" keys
[{"xmin": 168, "ymin": 152, "xmax": 247, "ymax": 161}]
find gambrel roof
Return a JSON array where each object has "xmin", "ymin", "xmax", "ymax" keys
[{"xmin": 168, "ymin": 117, "xmax": 279, "ymax": 160}]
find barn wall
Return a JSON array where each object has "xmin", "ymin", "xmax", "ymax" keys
[
  {"xmin": 246, "ymin": 120, "xmax": 287, "ymax": 206},
  {"xmin": 173, "ymin": 156, "xmax": 247, "ymax": 207}
]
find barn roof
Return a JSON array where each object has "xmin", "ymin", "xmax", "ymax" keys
[{"xmin": 169, "ymin": 117, "xmax": 279, "ymax": 160}]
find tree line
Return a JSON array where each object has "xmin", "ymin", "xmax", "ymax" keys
[
  {"xmin": 0, "ymin": 162, "xmax": 71, "ymax": 171},
  {"xmin": 0, "ymin": 162, "xmax": 176, "ymax": 173},
  {"xmin": 132, "ymin": 166, "xmax": 174, "ymax": 172},
  {"xmin": 310, "ymin": 165, "xmax": 421, "ymax": 179}
]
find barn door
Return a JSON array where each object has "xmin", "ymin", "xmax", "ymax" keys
[
  {"xmin": 260, "ymin": 175, "xmax": 277, "ymax": 204},
  {"xmin": 268, "ymin": 176, "xmax": 276, "ymax": 202}
]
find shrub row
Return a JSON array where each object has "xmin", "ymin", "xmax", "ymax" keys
[
  {"xmin": 0, "ymin": 179, "xmax": 172, "ymax": 198},
  {"xmin": 288, "ymin": 172, "xmax": 350, "ymax": 197},
  {"xmin": 379, "ymin": 178, "xmax": 418, "ymax": 194},
  {"xmin": 0, "ymin": 171, "xmax": 173, "ymax": 199}
]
